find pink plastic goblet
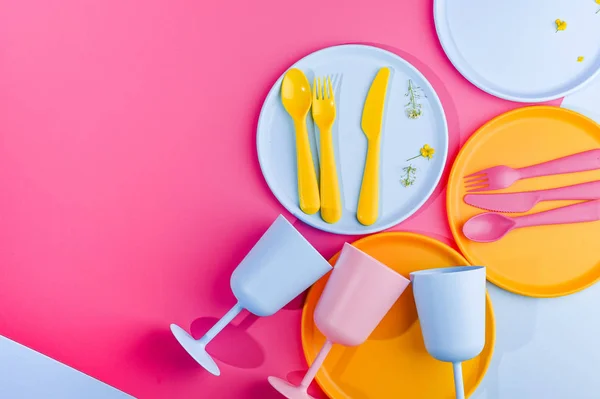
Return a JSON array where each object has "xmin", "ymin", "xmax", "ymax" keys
[{"xmin": 267, "ymin": 243, "xmax": 411, "ymax": 399}]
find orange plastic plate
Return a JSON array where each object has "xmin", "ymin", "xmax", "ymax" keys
[
  {"xmin": 448, "ymin": 106, "xmax": 600, "ymax": 297},
  {"xmin": 301, "ymin": 232, "xmax": 495, "ymax": 399}
]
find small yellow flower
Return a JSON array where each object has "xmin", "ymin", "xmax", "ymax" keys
[
  {"xmin": 420, "ymin": 144, "xmax": 435, "ymax": 159},
  {"xmin": 578, "ymin": 56, "xmax": 585, "ymax": 62},
  {"xmin": 555, "ymin": 19, "xmax": 567, "ymax": 32},
  {"xmin": 408, "ymin": 144, "xmax": 436, "ymax": 161},
  {"xmin": 596, "ymin": 0, "xmax": 600, "ymax": 13}
]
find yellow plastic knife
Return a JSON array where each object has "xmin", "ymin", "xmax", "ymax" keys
[{"xmin": 357, "ymin": 67, "xmax": 390, "ymax": 226}]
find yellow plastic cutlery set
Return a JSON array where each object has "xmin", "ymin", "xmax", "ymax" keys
[{"xmin": 281, "ymin": 67, "xmax": 391, "ymax": 226}]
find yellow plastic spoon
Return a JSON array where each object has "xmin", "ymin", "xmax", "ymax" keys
[{"xmin": 281, "ymin": 68, "xmax": 320, "ymax": 215}]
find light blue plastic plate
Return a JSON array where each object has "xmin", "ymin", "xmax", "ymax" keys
[
  {"xmin": 435, "ymin": 0, "xmax": 600, "ymax": 103},
  {"xmin": 257, "ymin": 44, "xmax": 448, "ymax": 235}
]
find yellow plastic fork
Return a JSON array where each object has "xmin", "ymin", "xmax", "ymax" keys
[{"xmin": 312, "ymin": 77, "xmax": 342, "ymax": 224}]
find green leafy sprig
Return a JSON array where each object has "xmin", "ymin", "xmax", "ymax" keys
[
  {"xmin": 405, "ymin": 79, "xmax": 425, "ymax": 119},
  {"xmin": 400, "ymin": 165, "xmax": 417, "ymax": 187}
]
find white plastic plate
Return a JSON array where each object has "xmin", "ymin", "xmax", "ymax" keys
[
  {"xmin": 257, "ymin": 44, "xmax": 448, "ymax": 235},
  {"xmin": 435, "ymin": 0, "xmax": 600, "ymax": 102}
]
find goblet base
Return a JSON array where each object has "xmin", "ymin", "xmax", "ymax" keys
[{"xmin": 170, "ymin": 324, "xmax": 220, "ymax": 376}]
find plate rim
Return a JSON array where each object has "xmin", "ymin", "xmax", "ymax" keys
[
  {"xmin": 300, "ymin": 231, "xmax": 497, "ymax": 399},
  {"xmin": 256, "ymin": 43, "xmax": 449, "ymax": 235},
  {"xmin": 433, "ymin": 0, "xmax": 600, "ymax": 103},
  {"xmin": 446, "ymin": 105, "xmax": 600, "ymax": 297}
]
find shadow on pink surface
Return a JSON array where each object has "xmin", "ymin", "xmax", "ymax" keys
[
  {"xmin": 283, "ymin": 290, "xmax": 309, "ymax": 311},
  {"xmin": 279, "ymin": 370, "xmax": 328, "ymax": 399},
  {"xmin": 190, "ymin": 314, "xmax": 265, "ymax": 370},
  {"xmin": 248, "ymin": 380, "xmax": 302, "ymax": 399},
  {"xmin": 134, "ymin": 329, "xmax": 204, "ymax": 381}
]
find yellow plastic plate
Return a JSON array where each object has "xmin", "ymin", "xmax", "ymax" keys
[
  {"xmin": 301, "ymin": 232, "xmax": 495, "ymax": 399},
  {"xmin": 448, "ymin": 106, "xmax": 600, "ymax": 297}
]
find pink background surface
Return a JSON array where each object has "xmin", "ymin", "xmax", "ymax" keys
[{"xmin": 0, "ymin": 1, "xmax": 558, "ymax": 398}]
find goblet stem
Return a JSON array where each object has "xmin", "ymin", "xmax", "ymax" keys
[
  {"xmin": 199, "ymin": 303, "xmax": 244, "ymax": 346},
  {"xmin": 300, "ymin": 340, "xmax": 333, "ymax": 388},
  {"xmin": 452, "ymin": 362, "xmax": 465, "ymax": 399}
]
